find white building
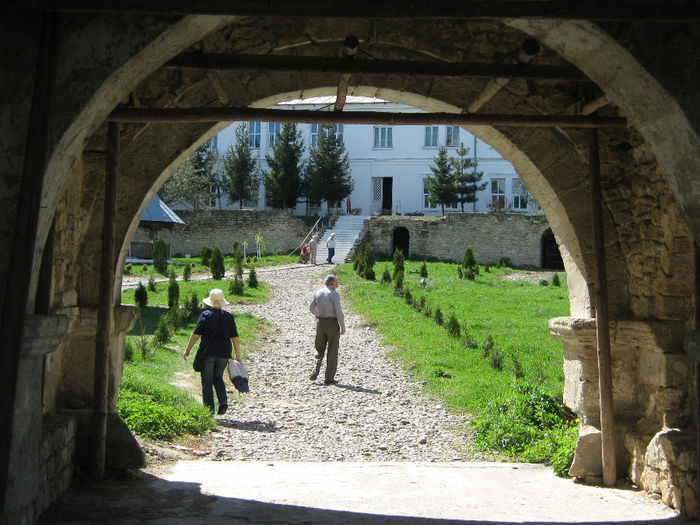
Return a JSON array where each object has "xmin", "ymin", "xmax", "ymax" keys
[{"xmin": 207, "ymin": 96, "xmax": 539, "ymax": 217}]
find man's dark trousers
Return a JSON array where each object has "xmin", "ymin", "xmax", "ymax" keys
[{"xmin": 313, "ymin": 318, "xmax": 340, "ymax": 381}]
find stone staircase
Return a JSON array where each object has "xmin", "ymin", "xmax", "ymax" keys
[{"xmin": 315, "ymin": 215, "xmax": 369, "ymax": 264}]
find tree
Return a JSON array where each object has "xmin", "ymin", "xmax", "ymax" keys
[
  {"xmin": 152, "ymin": 237, "xmax": 168, "ymax": 274},
  {"xmin": 210, "ymin": 246, "xmax": 225, "ymax": 280},
  {"xmin": 305, "ymin": 124, "xmax": 353, "ymax": 214},
  {"xmin": 453, "ymin": 142, "xmax": 486, "ymax": 212},
  {"xmin": 263, "ymin": 123, "xmax": 305, "ymax": 209},
  {"xmin": 221, "ymin": 124, "xmax": 260, "ymax": 209},
  {"xmin": 159, "ymin": 141, "xmax": 219, "ymax": 210},
  {"xmin": 426, "ymin": 145, "xmax": 458, "ymax": 216}
]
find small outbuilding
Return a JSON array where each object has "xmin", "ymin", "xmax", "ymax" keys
[{"xmin": 128, "ymin": 195, "xmax": 184, "ymax": 260}]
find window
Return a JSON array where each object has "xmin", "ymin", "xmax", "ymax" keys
[
  {"xmin": 424, "ymin": 126, "xmax": 438, "ymax": 147},
  {"xmin": 490, "ymin": 178, "xmax": 506, "ymax": 205},
  {"xmin": 423, "ymin": 177, "xmax": 436, "ymax": 209},
  {"xmin": 446, "ymin": 125, "xmax": 460, "ymax": 147},
  {"xmin": 373, "ymin": 126, "xmax": 393, "ymax": 148},
  {"xmin": 210, "ymin": 135, "xmax": 218, "ymax": 150},
  {"xmin": 248, "ymin": 121, "xmax": 261, "ymax": 149},
  {"xmin": 512, "ymin": 178, "xmax": 530, "ymax": 210},
  {"xmin": 334, "ymin": 124, "xmax": 344, "ymax": 143},
  {"xmin": 268, "ymin": 122, "xmax": 281, "ymax": 147},
  {"xmin": 310, "ymin": 123, "xmax": 319, "ymax": 147}
]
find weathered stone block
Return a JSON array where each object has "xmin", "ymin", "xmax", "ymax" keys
[{"xmin": 568, "ymin": 425, "xmax": 602, "ymax": 478}]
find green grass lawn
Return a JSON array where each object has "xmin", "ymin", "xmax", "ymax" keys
[
  {"xmin": 123, "ymin": 254, "xmax": 297, "ymax": 278},
  {"xmin": 340, "ymin": 260, "xmax": 570, "ymax": 414},
  {"xmin": 122, "ymin": 278, "xmax": 270, "ymax": 307}
]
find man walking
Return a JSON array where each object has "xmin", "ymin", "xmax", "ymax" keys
[{"xmin": 309, "ymin": 274, "xmax": 346, "ymax": 385}]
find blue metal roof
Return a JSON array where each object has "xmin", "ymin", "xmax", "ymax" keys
[{"xmin": 140, "ymin": 195, "xmax": 185, "ymax": 224}]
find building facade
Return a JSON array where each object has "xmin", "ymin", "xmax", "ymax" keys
[{"xmin": 205, "ymin": 97, "xmax": 539, "ymax": 217}]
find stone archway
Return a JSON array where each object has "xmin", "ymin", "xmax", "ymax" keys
[
  {"xmin": 392, "ymin": 227, "xmax": 410, "ymax": 258},
  {"xmin": 4, "ymin": 9, "xmax": 700, "ymax": 521},
  {"xmin": 541, "ymin": 229, "xmax": 564, "ymax": 270}
]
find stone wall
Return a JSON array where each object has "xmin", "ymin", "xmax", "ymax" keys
[
  {"xmin": 357, "ymin": 213, "xmax": 551, "ymax": 268},
  {"xmin": 170, "ymin": 210, "xmax": 309, "ymax": 257}
]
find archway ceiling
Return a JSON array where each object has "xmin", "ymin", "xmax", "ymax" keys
[{"xmin": 109, "ymin": 16, "xmax": 658, "ymax": 314}]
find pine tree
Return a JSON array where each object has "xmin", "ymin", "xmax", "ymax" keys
[
  {"xmin": 167, "ymin": 270, "xmax": 179, "ymax": 309},
  {"xmin": 153, "ymin": 237, "xmax": 168, "ymax": 274},
  {"xmin": 222, "ymin": 123, "xmax": 260, "ymax": 209},
  {"xmin": 263, "ymin": 123, "xmax": 305, "ymax": 209},
  {"xmin": 210, "ymin": 246, "xmax": 225, "ymax": 280},
  {"xmin": 452, "ymin": 142, "xmax": 486, "ymax": 212},
  {"xmin": 305, "ymin": 124, "xmax": 353, "ymax": 214},
  {"xmin": 159, "ymin": 141, "xmax": 218, "ymax": 210},
  {"xmin": 426, "ymin": 145, "xmax": 458, "ymax": 216}
]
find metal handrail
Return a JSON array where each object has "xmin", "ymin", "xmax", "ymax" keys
[{"xmin": 289, "ymin": 216, "xmax": 324, "ymax": 256}]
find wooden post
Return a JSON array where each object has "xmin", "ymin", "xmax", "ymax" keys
[
  {"xmin": 695, "ymin": 243, "xmax": 700, "ymax": 517},
  {"xmin": 589, "ymin": 127, "xmax": 617, "ymax": 486},
  {"xmin": 91, "ymin": 122, "xmax": 118, "ymax": 480}
]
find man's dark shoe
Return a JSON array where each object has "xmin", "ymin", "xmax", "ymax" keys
[
  {"xmin": 217, "ymin": 403, "xmax": 228, "ymax": 415},
  {"xmin": 309, "ymin": 372, "xmax": 318, "ymax": 380},
  {"xmin": 324, "ymin": 379, "xmax": 338, "ymax": 385}
]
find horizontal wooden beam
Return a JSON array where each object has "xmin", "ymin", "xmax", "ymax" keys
[
  {"xmin": 167, "ymin": 53, "xmax": 589, "ymax": 82},
  {"xmin": 107, "ymin": 107, "xmax": 627, "ymax": 128},
  {"xmin": 7, "ymin": 1, "xmax": 700, "ymax": 21}
]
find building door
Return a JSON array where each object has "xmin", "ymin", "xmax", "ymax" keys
[
  {"xmin": 382, "ymin": 177, "xmax": 393, "ymax": 213},
  {"xmin": 371, "ymin": 177, "xmax": 383, "ymax": 214}
]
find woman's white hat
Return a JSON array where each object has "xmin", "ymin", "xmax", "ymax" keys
[{"xmin": 203, "ymin": 288, "xmax": 228, "ymax": 307}]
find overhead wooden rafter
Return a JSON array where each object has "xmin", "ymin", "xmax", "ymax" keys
[
  {"xmin": 107, "ymin": 107, "xmax": 627, "ymax": 128},
  {"xmin": 7, "ymin": 1, "xmax": 700, "ymax": 21}
]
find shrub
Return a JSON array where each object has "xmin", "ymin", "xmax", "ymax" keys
[
  {"xmin": 167, "ymin": 270, "xmax": 179, "ymax": 309},
  {"xmin": 552, "ymin": 273, "xmax": 561, "ymax": 287},
  {"xmin": 445, "ymin": 313, "xmax": 461, "ymax": 338},
  {"xmin": 124, "ymin": 264, "xmax": 132, "ymax": 275},
  {"xmin": 148, "ymin": 276, "xmax": 157, "ymax": 292},
  {"xmin": 462, "ymin": 246, "xmax": 477, "ymax": 270},
  {"xmin": 232, "ymin": 242, "xmax": 244, "ymax": 276},
  {"xmin": 355, "ymin": 257, "xmax": 365, "ymax": 277},
  {"xmin": 124, "ymin": 339, "xmax": 135, "ymax": 362},
  {"xmin": 248, "ymin": 266, "xmax": 258, "ymax": 288},
  {"xmin": 512, "ymin": 356, "xmax": 525, "ymax": 379},
  {"xmin": 153, "ymin": 238, "xmax": 168, "ymax": 274},
  {"xmin": 364, "ymin": 267, "xmax": 376, "ymax": 281},
  {"xmin": 457, "ymin": 266, "xmax": 463, "ymax": 279},
  {"xmin": 185, "ymin": 293, "xmax": 200, "ymax": 320},
  {"xmin": 183, "ymin": 263, "xmax": 192, "ymax": 282},
  {"xmin": 229, "ymin": 275, "xmax": 245, "ymax": 296},
  {"xmin": 465, "ymin": 269, "xmax": 475, "ymax": 281},
  {"xmin": 463, "ymin": 334, "xmax": 479, "ymax": 349},
  {"xmin": 381, "ymin": 266, "xmax": 392, "ymax": 284},
  {"xmin": 153, "ymin": 313, "xmax": 171, "ymax": 347},
  {"xmin": 539, "ymin": 279, "xmax": 549, "ymax": 286},
  {"xmin": 418, "ymin": 295, "xmax": 426, "ymax": 312},
  {"xmin": 497, "ymin": 257, "xmax": 512, "ymax": 268},
  {"xmin": 353, "ymin": 253, "xmax": 363, "ymax": 273},
  {"xmin": 210, "ymin": 246, "xmax": 225, "ymax": 280},
  {"xmin": 490, "ymin": 348, "xmax": 505, "ymax": 371},
  {"xmin": 482, "ymin": 335, "xmax": 494, "ymax": 357},
  {"xmin": 134, "ymin": 282, "xmax": 148, "ymax": 307},
  {"xmin": 404, "ymin": 288, "xmax": 413, "ymax": 305},
  {"xmin": 420, "ymin": 261, "xmax": 428, "ymax": 279},
  {"xmin": 200, "ymin": 246, "xmax": 213, "ymax": 267},
  {"xmin": 166, "ymin": 306, "xmax": 185, "ymax": 331},
  {"xmin": 434, "ymin": 307, "xmax": 444, "ymax": 326},
  {"xmin": 392, "ymin": 248, "xmax": 405, "ymax": 279},
  {"xmin": 363, "ymin": 243, "xmax": 376, "ymax": 277},
  {"xmin": 551, "ymin": 423, "xmax": 579, "ymax": 477},
  {"xmin": 423, "ymin": 306, "xmax": 433, "ymax": 318},
  {"xmin": 393, "ymin": 271, "xmax": 404, "ymax": 293}
]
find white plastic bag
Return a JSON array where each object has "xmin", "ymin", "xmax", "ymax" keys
[{"xmin": 228, "ymin": 360, "xmax": 249, "ymax": 392}]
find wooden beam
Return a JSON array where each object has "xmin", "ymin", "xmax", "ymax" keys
[
  {"xmin": 91, "ymin": 122, "xmax": 118, "ymax": 480},
  {"xmin": 107, "ymin": 107, "xmax": 628, "ymax": 128},
  {"xmin": 335, "ymin": 74, "xmax": 351, "ymax": 112},
  {"xmin": 7, "ymin": 1, "xmax": 700, "ymax": 21},
  {"xmin": 589, "ymin": 127, "xmax": 617, "ymax": 487},
  {"xmin": 167, "ymin": 53, "xmax": 589, "ymax": 82}
]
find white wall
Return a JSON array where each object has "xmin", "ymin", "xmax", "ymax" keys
[{"xmin": 206, "ymin": 98, "xmax": 539, "ymax": 217}]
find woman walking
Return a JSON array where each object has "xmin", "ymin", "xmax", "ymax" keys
[{"xmin": 183, "ymin": 289, "xmax": 241, "ymax": 415}]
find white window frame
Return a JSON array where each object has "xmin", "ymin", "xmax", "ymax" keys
[
  {"xmin": 446, "ymin": 125, "xmax": 460, "ymax": 147},
  {"xmin": 512, "ymin": 178, "xmax": 530, "ymax": 210},
  {"xmin": 310, "ymin": 123, "xmax": 320, "ymax": 147},
  {"xmin": 249, "ymin": 121, "xmax": 261, "ymax": 149},
  {"xmin": 424, "ymin": 126, "xmax": 438, "ymax": 147},
  {"xmin": 422, "ymin": 177, "xmax": 437, "ymax": 209},
  {"xmin": 490, "ymin": 178, "xmax": 506, "ymax": 204},
  {"xmin": 268, "ymin": 122, "xmax": 281, "ymax": 147},
  {"xmin": 373, "ymin": 126, "xmax": 393, "ymax": 149}
]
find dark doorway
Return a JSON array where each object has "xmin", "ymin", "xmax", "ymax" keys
[
  {"xmin": 393, "ymin": 227, "xmax": 409, "ymax": 257},
  {"xmin": 541, "ymin": 229, "xmax": 564, "ymax": 270},
  {"xmin": 382, "ymin": 177, "xmax": 393, "ymax": 213}
]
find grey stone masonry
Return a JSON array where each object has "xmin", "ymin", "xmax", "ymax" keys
[
  {"xmin": 170, "ymin": 210, "xmax": 310, "ymax": 256},
  {"xmin": 355, "ymin": 213, "xmax": 551, "ymax": 268}
]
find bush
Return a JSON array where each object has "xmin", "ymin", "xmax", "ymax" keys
[
  {"xmin": 363, "ymin": 243, "xmax": 376, "ymax": 277},
  {"xmin": 465, "ymin": 269, "xmax": 475, "ymax": 281},
  {"xmin": 539, "ymin": 279, "xmax": 549, "ymax": 286},
  {"xmin": 183, "ymin": 263, "xmax": 192, "ymax": 282},
  {"xmin": 124, "ymin": 264, "xmax": 132, "ymax": 275},
  {"xmin": 124, "ymin": 339, "xmax": 135, "ymax": 362},
  {"xmin": 512, "ymin": 356, "xmax": 525, "ymax": 379},
  {"xmin": 200, "ymin": 246, "xmax": 213, "ymax": 267},
  {"xmin": 392, "ymin": 248, "xmax": 405, "ymax": 279},
  {"xmin": 148, "ymin": 276, "xmax": 156, "ymax": 292},
  {"xmin": 210, "ymin": 246, "xmax": 225, "ymax": 280},
  {"xmin": 420, "ymin": 261, "xmax": 428, "ymax": 279},
  {"xmin": 418, "ymin": 295, "xmax": 426, "ymax": 312},
  {"xmin": 490, "ymin": 348, "xmax": 505, "ymax": 370},
  {"xmin": 445, "ymin": 313, "xmax": 461, "ymax": 338},
  {"xmin": 364, "ymin": 267, "xmax": 375, "ymax": 281},
  {"xmin": 134, "ymin": 282, "xmax": 148, "ymax": 307},
  {"xmin": 166, "ymin": 306, "xmax": 185, "ymax": 331},
  {"xmin": 153, "ymin": 313, "xmax": 171, "ymax": 347},
  {"xmin": 232, "ymin": 242, "xmax": 244, "ymax": 276},
  {"xmin": 168, "ymin": 270, "xmax": 179, "ymax": 309},
  {"xmin": 393, "ymin": 271, "xmax": 404, "ymax": 294},
  {"xmin": 482, "ymin": 335, "xmax": 494, "ymax": 357},
  {"xmin": 381, "ymin": 266, "xmax": 392, "ymax": 284},
  {"xmin": 434, "ymin": 307, "xmax": 444, "ymax": 326},
  {"xmin": 248, "ymin": 267, "xmax": 258, "ymax": 288},
  {"xmin": 552, "ymin": 273, "xmax": 561, "ymax": 287},
  {"xmin": 404, "ymin": 288, "xmax": 413, "ymax": 305},
  {"xmin": 353, "ymin": 253, "xmax": 363, "ymax": 274},
  {"xmin": 551, "ymin": 423, "xmax": 579, "ymax": 477},
  {"xmin": 185, "ymin": 293, "xmax": 200, "ymax": 320},
  {"xmin": 457, "ymin": 266, "xmax": 463, "ymax": 279},
  {"xmin": 497, "ymin": 257, "xmax": 512, "ymax": 268},
  {"xmin": 153, "ymin": 238, "xmax": 168, "ymax": 274},
  {"xmin": 462, "ymin": 246, "xmax": 477, "ymax": 270},
  {"xmin": 229, "ymin": 275, "xmax": 245, "ymax": 296}
]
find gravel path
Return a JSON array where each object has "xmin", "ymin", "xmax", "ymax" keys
[{"xmin": 197, "ymin": 264, "xmax": 477, "ymax": 462}]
